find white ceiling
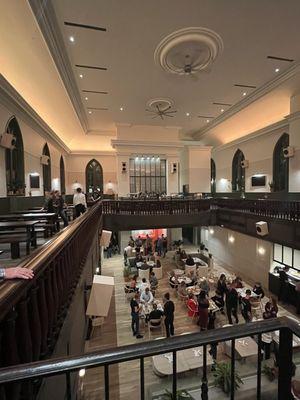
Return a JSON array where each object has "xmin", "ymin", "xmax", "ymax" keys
[
  {"xmin": 1, "ymin": 0, "xmax": 300, "ymax": 151},
  {"xmin": 52, "ymin": 0, "xmax": 300, "ymax": 143}
]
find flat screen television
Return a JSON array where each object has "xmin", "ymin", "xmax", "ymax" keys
[{"xmin": 251, "ymin": 175, "xmax": 266, "ymax": 187}]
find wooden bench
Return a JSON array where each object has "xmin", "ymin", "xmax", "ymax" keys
[{"xmin": 0, "ymin": 235, "xmax": 31, "ymax": 259}]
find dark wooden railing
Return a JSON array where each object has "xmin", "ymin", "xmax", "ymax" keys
[
  {"xmin": 0, "ymin": 201, "xmax": 102, "ymax": 396},
  {"xmin": 0, "ymin": 316, "xmax": 297, "ymax": 400},
  {"xmin": 101, "ymin": 197, "xmax": 300, "ymax": 221},
  {"xmin": 214, "ymin": 198, "xmax": 300, "ymax": 221},
  {"xmin": 101, "ymin": 199, "xmax": 211, "ymax": 215}
]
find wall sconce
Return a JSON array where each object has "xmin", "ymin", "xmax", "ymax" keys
[
  {"xmin": 257, "ymin": 246, "xmax": 266, "ymax": 255},
  {"xmin": 209, "ymin": 228, "xmax": 214, "ymax": 234}
]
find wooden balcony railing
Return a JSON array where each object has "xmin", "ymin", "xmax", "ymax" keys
[
  {"xmin": 0, "ymin": 201, "xmax": 102, "ymax": 374},
  {"xmin": 214, "ymin": 198, "xmax": 300, "ymax": 221},
  {"xmin": 101, "ymin": 199, "xmax": 211, "ymax": 215}
]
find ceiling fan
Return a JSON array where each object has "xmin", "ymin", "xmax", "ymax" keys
[{"xmin": 145, "ymin": 104, "xmax": 177, "ymax": 120}]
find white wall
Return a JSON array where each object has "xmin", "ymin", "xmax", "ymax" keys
[
  {"xmin": 66, "ymin": 154, "xmax": 117, "ymax": 195},
  {"xmin": 0, "ymin": 103, "xmax": 66, "ymax": 197},
  {"xmin": 212, "ymin": 125, "xmax": 288, "ymax": 193},
  {"xmin": 201, "ymin": 226, "xmax": 272, "ymax": 288},
  {"xmin": 180, "ymin": 146, "xmax": 211, "ymax": 193}
]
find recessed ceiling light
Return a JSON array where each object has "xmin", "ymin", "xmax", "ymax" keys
[
  {"xmin": 275, "ymin": 68, "xmax": 280, "ymax": 73},
  {"xmin": 243, "ymin": 92, "xmax": 247, "ymax": 96},
  {"xmin": 85, "ymin": 97, "xmax": 88, "ymax": 101},
  {"xmin": 69, "ymin": 36, "xmax": 75, "ymax": 43},
  {"xmin": 79, "ymin": 74, "xmax": 83, "ymax": 79},
  {"xmin": 186, "ymin": 112, "xmax": 190, "ymax": 117},
  {"xmin": 88, "ymin": 111, "xmax": 92, "ymax": 114},
  {"xmin": 206, "ymin": 119, "xmax": 210, "ymax": 123},
  {"xmin": 120, "ymin": 107, "xmax": 124, "ymax": 111},
  {"xmin": 221, "ymin": 109, "xmax": 224, "ymax": 113}
]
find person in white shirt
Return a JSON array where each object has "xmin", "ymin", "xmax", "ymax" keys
[
  {"xmin": 140, "ymin": 287, "xmax": 154, "ymax": 304},
  {"xmin": 73, "ymin": 187, "xmax": 87, "ymax": 218},
  {"xmin": 124, "ymin": 245, "xmax": 133, "ymax": 257}
]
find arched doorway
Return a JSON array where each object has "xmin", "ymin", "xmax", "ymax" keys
[
  {"xmin": 5, "ymin": 117, "xmax": 25, "ymax": 196},
  {"xmin": 232, "ymin": 149, "xmax": 245, "ymax": 193},
  {"xmin": 273, "ymin": 133, "xmax": 289, "ymax": 192},
  {"xmin": 42, "ymin": 143, "xmax": 51, "ymax": 193},
  {"xmin": 60, "ymin": 156, "xmax": 66, "ymax": 194},
  {"xmin": 85, "ymin": 159, "xmax": 103, "ymax": 195},
  {"xmin": 211, "ymin": 158, "xmax": 216, "ymax": 194}
]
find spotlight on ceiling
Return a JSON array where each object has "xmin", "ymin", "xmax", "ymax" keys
[
  {"xmin": 120, "ymin": 107, "xmax": 124, "ymax": 111},
  {"xmin": 243, "ymin": 92, "xmax": 247, "ymax": 96},
  {"xmin": 69, "ymin": 36, "xmax": 75, "ymax": 43},
  {"xmin": 88, "ymin": 111, "xmax": 92, "ymax": 114},
  {"xmin": 206, "ymin": 119, "xmax": 210, "ymax": 123},
  {"xmin": 85, "ymin": 97, "xmax": 88, "ymax": 101},
  {"xmin": 186, "ymin": 112, "xmax": 190, "ymax": 117},
  {"xmin": 275, "ymin": 68, "xmax": 280, "ymax": 73},
  {"xmin": 79, "ymin": 74, "xmax": 83, "ymax": 79},
  {"xmin": 221, "ymin": 109, "xmax": 224, "ymax": 113}
]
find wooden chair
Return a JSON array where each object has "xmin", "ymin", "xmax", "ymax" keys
[
  {"xmin": 187, "ymin": 303, "xmax": 199, "ymax": 322},
  {"xmin": 90, "ymin": 316, "xmax": 105, "ymax": 338},
  {"xmin": 148, "ymin": 318, "xmax": 163, "ymax": 336}
]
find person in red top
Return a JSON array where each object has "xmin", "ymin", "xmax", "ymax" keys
[{"xmin": 187, "ymin": 293, "xmax": 198, "ymax": 317}]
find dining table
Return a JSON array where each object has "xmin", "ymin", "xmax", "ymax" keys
[
  {"xmin": 0, "ymin": 213, "xmax": 58, "ymax": 235},
  {"xmin": 0, "ymin": 220, "xmax": 38, "ymax": 252},
  {"xmin": 173, "ymin": 268, "xmax": 185, "ymax": 276}
]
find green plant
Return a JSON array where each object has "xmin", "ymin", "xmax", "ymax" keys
[
  {"xmin": 162, "ymin": 389, "xmax": 192, "ymax": 399},
  {"xmin": 213, "ymin": 362, "xmax": 243, "ymax": 395}
]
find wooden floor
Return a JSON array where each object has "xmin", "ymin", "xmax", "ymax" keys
[{"xmin": 80, "ymin": 246, "xmax": 300, "ymax": 400}]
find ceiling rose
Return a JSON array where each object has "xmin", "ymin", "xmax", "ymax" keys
[
  {"xmin": 146, "ymin": 98, "xmax": 173, "ymax": 111},
  {"xmin": 154, "ymin": 27, "xmax": 224, "ymax": 75}
]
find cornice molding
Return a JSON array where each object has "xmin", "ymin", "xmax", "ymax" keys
[
  {"xmin": 111, "ymin": 139, "xmax": 184, "ymax": 149},
  {"xmin": 285, "ymin": 111, "xmax": 300, "ymax": 123},
  {"xmin": 70, "ymin": 150, "xmax": 115, "ymax": 156},
  {"xmin": 87, "ymin": 129, "xmax": 116, "ymax": 136},
  {"xmin": 28, "ymin": 0, "xmax": 88, "ymax": 133},
  {"xmin": 212, "ymin": 119, "xmax": 288, "ymax": 153},
  {"xmin": 0, "ymin": 74, "xmax": 70, "ymax": 153},
  {"xmin": 193, "ymin": 60, "xmax": 300, "ymax": 140}
]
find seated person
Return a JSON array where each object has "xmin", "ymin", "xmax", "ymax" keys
[
  {"xmin": 211, "ymin": 289, "xmax": 225, "ymax": 311},
  {"xmin": 140, "ymin": 261, "xmax": 149, "ymax": 270},
  {"xmin": 253, "ymin": 282, "xmax": 265, "ymax": 298},
  {"xmin": 180, "ymin": 249, "xmax": 187, "ymax": 260},
  {"xmin": 148, "ymin": 303, "xmax": 163, "ymax": 325},
  {"xmin": 199, "ymin": 278, "xmax": 210, "ymax": 294},
  {"xmin": 188, "ymin": 270, "xmax": 197, "ymax": 285},
  {"xmin": 232, "ymin": 276, "xmax": 244, "ymax": 288},
  {"xmin": 186, "ymin": 255, "xmax": 195, "ymax": 266},
  {"xmin": 178, "ymin": 281, "xmax": 188, "ymax": 298},
  {"xmin": 169, "ymin": 271, "xmax": 178, "ymax": 289},
  {"xmin": 129, "ymin": 275, "xmax": 139, "ymax": 291},
  {"xmin": 187, "ymin": 293, "xmax": 198, "ymax": 317},
  {"xmin": 150, "ymin": 271, "xmax": 158, "ymax": 288},
  {"xmin": 139, "ymin": 277, "xmax": 150, "ymax": 292},
  {"xmin": 263, "ymin": 297, "xmax": 278, "ymax": 318},
  {"xmin": 140, "ymin": 287, "xmax": 154, "ymax": 304},
  {"xmin": 135, "ymin": 253, "xmax": 143, "ymax": 263}
]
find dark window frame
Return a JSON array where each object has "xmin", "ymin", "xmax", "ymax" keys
[
  {"xmin": 211, "ymin": 158, "xmax": 216, "ymax": 194},
  {"xmin": 273, "ymin": 133, "xmax": 289, "ymax": 192},
  {"xmin": 232, "ymin": 149, "xmax": 245, "ymax": 193},
  {"xmin": 42, "ymin": 143, "xmax": 51, "ymax": 194},
  {"xmin": 60, "ymin": 156, "xmax": 66, "ymax": 194},
  {"xmin": 85, "ymin": 159, "xmax": 103, "ymax": 194},
  {"xmin": 129, "ymin": 158, "xmax": 166, "ymax": 194}
]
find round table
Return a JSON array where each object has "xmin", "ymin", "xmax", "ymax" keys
[
  {"xmin": 173, "ymin": 269, "xmax": 185, "ymax": 276},
  {"xmin": 176, "ymin": 276, "xmax": 192, "ymax": 285}
]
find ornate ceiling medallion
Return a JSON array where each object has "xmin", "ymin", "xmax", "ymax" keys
[{"xmin": 154, "ymin": 27, "xmax": 223, "ymax": 75}]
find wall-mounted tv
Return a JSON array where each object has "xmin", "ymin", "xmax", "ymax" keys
[{"xmin": 251, "ymin": 175, "xmax": 266, "ymax": 187}]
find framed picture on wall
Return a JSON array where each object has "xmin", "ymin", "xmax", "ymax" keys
[{"xmin": 29, "ymin": 174, "xmax": 40, "ymax": 189}]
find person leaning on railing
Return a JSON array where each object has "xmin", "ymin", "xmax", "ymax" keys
[{"xmin": 0, "ymin": 267, "xmax": 34, "ymax": 280}]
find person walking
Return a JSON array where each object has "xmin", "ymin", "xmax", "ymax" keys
[
  {"xmin": 164, "ymin": 292, "xmax": 175, "ymax": 337},
  {"xmin": 241, "ymin": 289, "xmax": 252, "ymax": 323},
  {"xmin": 73, "ymin": 187, "xmax": 87, "ymax": 218}
]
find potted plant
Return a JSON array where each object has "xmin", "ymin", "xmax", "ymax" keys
[
  {"xmin": 161, "ymin": 389, "xmax": 192, "ymax": 399},
  {"xmin": 262, "ymin": 361, "xmax": 278, "ymax": 381},
  {"xmin": 213, "ymin": 362, "xmax": 243, "ymax": 395}
]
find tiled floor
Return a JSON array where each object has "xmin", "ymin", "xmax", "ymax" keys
[{"xmin": 81, "ymin": 246, "xmax": 300, "ymax": 400}]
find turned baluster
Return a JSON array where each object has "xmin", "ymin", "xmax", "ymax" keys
[
  {"xmin": 37, "ymin": 275, "xmax": 49, "ymax": 356},
  {"xmin": 45, "ymin": 268, "xmax": 54, "ymax": 341},
  {"xmin": 16, "ymin": 297, "xmax": 33, "ymax": 364},
  {"xmin": 28, "ymin": 285, "xmax": 42, "ymax": 361}
]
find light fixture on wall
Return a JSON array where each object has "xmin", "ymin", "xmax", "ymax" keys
[
  {"xmin": 121, "ymin": 162, "xmax": 127, "ymax": 173},
  {"xmin": 257, "ymin": 246, "xmax": 266, "ymax": 255},
  {"xmin": 209, "ymin": 228, "xmax": 214, "ymax": 234}
]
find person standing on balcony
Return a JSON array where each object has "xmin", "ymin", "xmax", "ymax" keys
[
  {"xmin": 54, "ymin": 190, "xmax": 68, "ymax": 228},
  {"xmin": 241, "ymin": 289, "xmax": 252, "ymax": 323},
  {"xmin": 73, "ymin": 187, "xmax": 87, "ymax": 218},
  {"xmin": 130, "ymin": 293, "xmax": 143, "ymax": 339},
  {"xmin": 164, "ymin": 292, "xmax": 175, "ymax": 337}
]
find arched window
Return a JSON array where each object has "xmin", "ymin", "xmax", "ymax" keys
[
  {"xmin": 42, "ymin": 143, "xmax": 51, "ymax": 193},
  {"xmin": 5, "ymin": 117, "xmax": 25, "ymax": 196},
  {"xmin": 232, "ymin": 149, "xmax": 245, "ymax": 192},
  {"xmin": 60, "ymin": 156, "xmax": 66, "ymax": 194},
  {"xmin": 85, "ymin": 159, "xmax": 103, "ymax": 194},
  {"xmin": 211, "ymin": 158, "xmax": 216, "ymax": 194},
  {"xmin": 273, "ymin": 133, "xmax": 289, "ymax": 192}
]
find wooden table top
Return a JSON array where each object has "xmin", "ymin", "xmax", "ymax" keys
[
  {"xmin": 0, "ymin": 221, "xmax": 39, "ymax": 228},
  {"xmin": 0, "ymin": 213, "xmax": 56, "ymax": 220}
]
